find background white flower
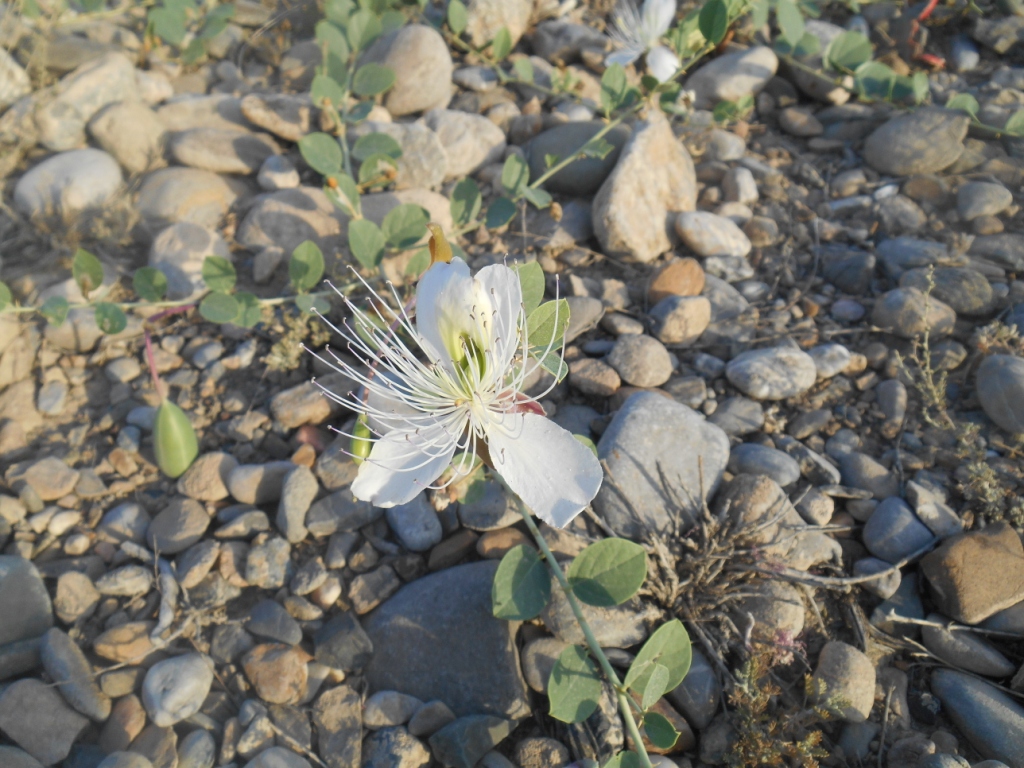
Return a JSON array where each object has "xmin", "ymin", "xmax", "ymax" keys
[
  {"xmin": 311, "ymin": 258, "xmax": 603, "ymax": 529},
  {"xmin": 607, "ymin": 0, "xmax": 681, "ymax": 82}
]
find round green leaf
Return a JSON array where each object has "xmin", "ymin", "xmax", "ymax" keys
[
  {"xmin": 311, "ymin": 74, "xmax": 347, "ymax": 108},
  {"xmin": 199, "ymin": 292, "xmax": 240, "ymax": 324},
  {"xmin": 854, "ymin": 60, "xmax": 897, "ymax": 100},
  {"xmin": 450, "ymin": 178, "xmax": 482, "ymax": 228},
  {"xmin": 491, "ymin": 544, "xmax": 551, "ymax": 620},
  {"xmin": 233, "ymin": 292, "xmax": 262, "ymax": 328},
  {"xmin": 349, "ymin": 218, "xmax": 386, "ymax": 270},
  {"xmin": 641, "ymin": 664, "xmax": 670, "ymax": 710},
  {"xmin": 824, "ymin": 30, "xmax": 872, "ymax": 73},
  {"xmin": 346, "ymin": 7, "xmax": 382, "ymax": 52},
  {"xmin": 0, "ymin": 280, "xmax": 12, "ymax": 311},
  {"xmin": 511, "ymin": 261, "xmax": 544, "ymax": 315},
  {"xmin": 351, "ymin": 132, "xmax": 403, "ymax": 163},
  {"xmin": 353, "ymin": 63, "xmax": 396, "ymax": 96},
  {"xmin": 946, "ymin": 92, "xmax": 980, "ymax": 117},
  {"xmin": 299, "ymin": 132, "xmax": 344, "ymax": 176},
  {"xmin": 491, "ymin": 26, "xmax": 513, "ymax": 61},
  {"xmin": 513, "ymin": 57, "xmax": 534, "ymax": 83},
  {"xmin": 567, "ymin": 538, "xmax": 647, "ymax": 607},
  {"xmin": 1005, "ymin": 109, "xmax": 1024, "ymax": 136},
  {"xmin": 381, "ymin": 203, "xmax": 429, "ymax": 250},
  {"xmin": 501, "ymin": 154, "xmax": 529, "ymax": 199},
  {"xmin": 295, "ymin": 294, "xmax": 331, "ymax": 314},
  {"xmin": 642, "ymin": 712, "xmax": 679, "ymax": 750},
  {"xmin": 603, "ymin": 753, "xmax": 642, "ymax": 768},
  {"xmin": 486, "ymin": 197, "xmax": 517, "ymax": 229},
  {"xmin": 72, "ymin": 248, "xmax": 104, "ymax": 299},
  {"xmin": 698, "ymin": 0, "xmax": 729, "ymax": 45},
  {"xmin": 623, "ymin": 619, "xmax": 693, "ymax": 701},
  {"xmin": 289, "ymin": 241, "xmax": 326, "ymax": 293},
  {"xmin": 600, "ymin": 63, "xmax": 627, "ymax": 116},
  {"xmin": 153, "ymin": 398, "xmax": 199, "ymax": 479},
  {"xmin": 40, "ymin": 296, "xmax": 69, "ymax": 326},
  {"xmin": 522, "ymin": 186, "xmax": 552, "ymax": 210},
  {"xmin": 149, "ymin": 6, "xmax": 186, "ymax": 45},
  {"xmin": 776, "ymin": 0, "xmax": 805, "ymax": 48},
  {"xmin": 404, "ymin": 248, "xmax": 431, "ymax": 279},
  {"xmin": 133, "ymin": 267, "xmax": 168, "ymax": 302},
  {"xmin": 448, "ymin": 0, "xmax": 467, "ymax": 34},
  {"xmin": 94, "ymin": 302, "xmax": 127, "ymax": 335},
  {"xmin": 315, "ymin": 19, "xmax": 350, "ymax": 60},
  {"xmin": 548, "ymin": 645, "xmax": 602, "ymax": 723},
  {"xmin": 358, "ymin": 152, "xmax": 398, "ymax": 187},
  {"xmin": 201, "ymin": 256, "xmax": 236, "ymax": 293},
  {"xmin": 526, "ymin": 299, "xmax": 570, "ymax": 352}
]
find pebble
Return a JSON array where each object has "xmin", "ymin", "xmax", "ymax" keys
[
  {"xmin": 242, "ymin": 746, "xmax": 311, "ymax": 768},
  {"xmin": 364, "ymin": 691, "xmax": 424, "ymax": 729},
  {"xmin": 428, "ymin": 715, "xmax": 513, "ymax": 768},
  {"xmin": 951, "ymin": 35, "xmax": 981, "ymax": 71},
  {"xmin": 708, "ymin": 396, "xmax": 764, "ymax": 436},
  {"xmin": 900, "ymin": 266, "xmax": 994, "ymax": 316},
  {"xmin": 839, "ymin": 452, "xmax": 899, "ymax": 499},
  {"xmin": 242, "ymin": 644, "xmax": 309, "ymax": 705},
  {"xmin": 0, "ymin": 556, "xmax": 54, "ymax": 652},
  {"xmin": 408, "ymin": 700, "xmax": 457, "ymax": 737},
  {"xmin": 685, "ymin": 46, "xmax": 778, "ymax": 109},
  {"xmin": 606, "ymin": 334, "xmax": 674, "ymax": 387},
  {"xmin": 7, "ymin": 456, "xmax": 80, "ymax": 501},
  {"xmin": 246, "ymin": 599, "xmax": 303, "ymax": 645},
  {"xmin": 54, "ymin": 571, "xmax": 100, "ymax": 623},
  {"xmin": 351, "ymin": 121, "xmax": 446, "ymax": 190},
  {"xmin": 728, "ymin": 443, "xmax": 801, "ymax": 487},
  {"xmin": 385, "ymin": 494, "xmax": 443, "ymax": 552},
  {"xmin": 149, "ymin": 221, "xmax": 233, "ymax": 301},
  {"xmin": 666, "ymin": 648, "xmax": 721, "ymax": 731},
  {"xmin": 136, "ymin": 167, "xmax": 240, "ymax": 233},
  {"xmin": 276, "ymin": 465, "xmax": 318, "ymax": 544},
  {"xmin": 515, "ymin": 737, "xmax": 570, "ymax": 768},
  {"xmin": 725, "ymin": 345, "xmax": 817, "ymax": 400},
  {"xmin": 147, "ymin": 497, "xmax": 210, "ymax": 554},
  {"xmin": 458, "ymin": 480, "xmax": 521, "ymax": 531},
  {"xmin": 361, "ymin": 24, "xmax": 453, "ymax": 117},
  {"xmin": 649, "ymin": 295, "xmax": 712, "ymax": 346},
  {"xmin": 872, "ymin": 288, "xmax": 956, "ymax": 339},
  {"xmin": 808, "ymin": 343, "xmax": 852, "ymax": 379},
  {"xmin": 142, "ymin": 653, "xmax": 214, "ymax": 727},
  {"xmin": 240, "ymin": 93, "xmax": 314, "ymax": 142},
  {"xmin": 88, "ymin": 101, "xmax": 167, "ymax": 174},
  {"xmin": 40, "ymin": 628, "xmax": 111, "ymax": 721},
  {"xmin": 526, "ymin": 122, "xmax": 630, "ymax": 196},
  {"xmin": 36, "ymin": 379, "xmax": 68, "ymax": 415},
  {"xmin": 778, "ymin": 107, "xmax": 824, "ymax": 136},
  {"xmin": 229, "ymin": 462, "xmax": 296, "ymax": 505},
  {"xmin": 177, "ymin": 452, "xmax": 238, "ymax": 501},
  {"xmin": 733, "ymin": 579, "xmax": 805, "ymax": 643},
  {"xmin": 257, "ymin": 154, "xmax": 300, "ymax": 190},
  {"xmin": 424, "ymin": 109, "xmax": 506, "ymax": 179},
  {"xmin": 862, "ymin": 497, "xmax": 935, "ymax": 564},
  {"xmin": 722, "ymin": 167, "xmax": 758, "ymax": 204},
  {"xmin": 168, "ymin": 127, "xmax": 279, "ymax": 175},
  {"xmin": 863, "ymin": 108, "xmax": 970, "ymax": 175},
  {"xmin": 853, "ymin": 557, "xmax": 901, "ymax": 599},
  {"xmin": 362, "ymin": 726, "xmax": 431, "ymax": 768},
  {"xmin": 957, "ymin": 181, "xmax": 1013, "ymax": 220},
  {"xmin": 810, "ymin": 641, "xmax": 875, "ymax": 722},
  {"xmin": 976, "ymin": 354, "xmax": 1024, "ymax": 433},
  {"xmin": 245, "ymin": 537, "xmax": 292, "ymax": 589},
  {"xmin": 0, "ymin": 679, "xmax": 89, "ymax": 765},
  {"xmin": 675, "ymin": 211, "xmax": 752, "ymax": 258},
  {"xmin": 177, "ymin": 729, "xmax": 216, "ymax": 768},
  {"xmin": 95, "ymin": 564, "xmax": 153, "ymax": 598},
  {"xmin": 931, "ymin": 669, "xmax": 1024, "ymax": 766},
  {"xmin": 921, "ymin": 613, "xmax": 1016, "ymax": 677}
]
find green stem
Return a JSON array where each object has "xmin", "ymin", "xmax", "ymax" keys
[
  {"xmin": 527, "ymin": 113, "xmax": 629, "ymax": 191},
  {"xmin": 516, "ymin": 503, "xmax": 654, "ymax": 768}
]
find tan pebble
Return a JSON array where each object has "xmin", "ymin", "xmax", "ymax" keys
[
  {"xmin": 476, "ymin": 528, "xmax": 531, "ymax": 559},
  {"xmin": 648, "ymin": 257, "xmax": 705, "ymax": 303}
]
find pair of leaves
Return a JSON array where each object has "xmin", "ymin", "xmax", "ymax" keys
[
  {"xmin": 349, "ymin": 204, "xmax": 430, "ymax": 270},
  {"xmin": 624, "ymin": 620, "xmax": 692, "ymax": 710},
  {"xmin": 854, "ymin": 61, "xmax": 928, "ymax": 104},
  {"xmin": 197, "ymin": 257, "xmax": 262, "ymax": 327},
  {"xmin": 496, "ymin": 155, "xmax": 552, "ymax": 215},
  {"xmin": 824, "ymin": 30, "xmax": 872, "ymax": 73}
]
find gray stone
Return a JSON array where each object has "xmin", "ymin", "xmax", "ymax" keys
[
  {"xmin": 665, "ymin": 648, "xmax": 721, "ymax": 730},
  {"xmin": 931, "ymin": 669, "xmax": 1024, "ymax": 766},
  {"xmin": 236, "ymin": 186, "xmax": 347, "ymax": 257},
  {"xmin": 97, "ymin": 754, "xmax": 155, "ymax": 768},
  {"xmin": 149, "ymin": 222, "xmax": 233, "ymax": 301},
  {"xmin": 853, "ymin": 557, "xmax": 901, "ymax": 599},
  {"xmin": 157, "ymin": 93, "xmax": 251, "ymax": 132},
  {"xmin": 732, "ymin": 579, "xmax": 805, "ymax": 643},
  {"xmin": 863, "ymin": 108, "xmax": 970, "ymax": 175},
  {"xmin": 708, "ymin": 396, "xmax": 764, "ymax": 436},
  {"xmin": 363, "ymin": 561, "xmax": 530, "ymax": 720},
  {"xmin": 349, "ymin": 120, "xmax": 447, "ymax": 190},
  {"xmin": 362, "ymin": 726, "xmax": 431, "ymax": 768},
  {"xmin": 312, "ymin": 684, "xmax": 362, "ymax": 768},
  {"xmin": 385, "ymin": 494, "xmax": 443, "ymax": 552},
  {"xmin": 229, "ymin": 462, "xmax": 295, "ymax": 505},
  {"xmin": 240, "ymin": 93, "xmax": 315, "ymax": 143},
  {"xmin": 245, "ymin": 537, "xmax": 292, "ymax": 589},
  {"xmin": 147, "ymin": 497, "xmax": 210, "ymax": 555},
  {"xmin": 871, "ymin": 572, "xmax": 925, "ymax": 638},
  {"xmin": 839, "ymin": 452, "xmax": 899, "ymax": 499},
  {"xmin": 725, "ymin": 345, "xmax": 817, "ymax": 400},
  {"xmin": 177, "ymin": 729, "xmax": 216, "ymax": 768},
  {"xmin": 247, "ymin": 599, "xmax": 302, "ymax": 645},
  {"xmin": 957, "ymin": 181, "xmax": 1013, "ymax": 220},
  {"xmin": 527, "ymin": 121, "xmax": 630, "ymax": 195},
  {"xmin": 429, "ymin": 715, "xmax": 513, "ymax": 768},
  {"xmin": 408, "ymin": 700, "xmax": 456, "ymax": 737},
  {"xmin": 360, "ymin": 25, "xmax": 453, "ymax": 117},
  {"xmin": 0, "ymin": 556, "xmax": 53, "ymax": 650},
  {"xmin": 40, "ymin": 628, "xmax": 110, "ymax": 721},
  {"xmin": 593, "ymin": 110, "xmax": 697, "ymax": 263},
  {"xmin": 13, "ymin": 149, "xmax": 122, "ymax": 222},
  {"xmin": 314, "ymin": 612, "xmax": 374, "ymax": 672},
  {"xmin": 970, "ymin": 234, "xmax": 1024, "ymax": 272},
  {"xmin": 728, "ymin": 443, "xmax": 801, "ymax": 486},
  {"xmin": 808, "ymin": 343, "xmax": 851, "ymax": 379},
  {"xmin": 99, "ymin": 502, "xmax": 151, "ymax": 544},
  {"xmin": 306, "ymin": 490, "xmax": 382, "ymax": 536},
  {"xmin": 900, "ymin": 267, "xmax": 993, "ymax": 316},
  {"xmin": 88, "ymin": 100, "xmax": 167, "ymax": 174},
  {"xmin": 977, "ymin": 354, "xmax": 1024, "ymax": 433},
  {"xmin": 364, "ymin": 691, "xmax": 423, "ymax": 729},
  {"xmin": 136, "ymin": 167, "xmax": 240, "ymax": 233},
  {"xmin": 177, "ymin": 452, "xmax": 237, "ymax": 502},
  {"xmin": 258, "ymin": 154, "xmax": 300, "ymax": 190},
  {"xmin": 921, "ymin": 613, "xmax": 1016, "ymax": 677},
  {"xmin": 649, "ymin": 296, "xmax": 712, "ymax": 346},
  {"xmin": 424, "ymin": 109, "xmax": 506, "ymax": 179},
  {"xmin": 810, "ymin": 642, "xmax": 875, "ymax": 723},
  {"xmin": 242, "ymin": 746, "xmax": 311, "ymax": 768},
  {"xmin": 594, "ymin": 392, "xmax": 730, "ymax": 538},
  {"xmin": 464, "ymin": 0, "xmax": 533, "ymax": 47},
  {"xmin": 53, "ymin": 571, "xmax": 100, "ymax": 624},
  {"xmin": 606, "ymin": 334, "xmax": 674, "ymax": 387},
  {"xmin": 0, "ymin": 679, "xmax": 89, "ymax": 765},
  {"xmin": 685, "ymin": 46, "xmax": 778, "ymax": 110},
  {"xmin": 457, "ymin": 481, "xmax": 519, "ymax": 531},
  {"xmin": 862, "ymin": 497, "xmax": 935, "ymax": 564},
  {"xmin": 675, "ymin": 211, "xmax": 751, "ymax": 258},
  {"xmin": 141, "ymin": 653, "xmax": 214, "ymax": 727},
  {"xmin": 276, "ymin": 465, "xmax": 318, "ymax": 544},
  {"xmin": 169, "ymin": 127, "xmax": 279, "ymax": 175}
]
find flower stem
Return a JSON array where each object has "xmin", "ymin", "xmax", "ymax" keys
[{"xmin": 516, "ymin": 503, "xmax": 654, "ymax": 768}]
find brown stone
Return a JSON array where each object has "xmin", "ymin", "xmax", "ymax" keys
[
  {"xmin": 93, "ymin": 621, "xmax": 160, "ymax": 664},
  {"xmin": 476, "ymin": 529, "xmax": 532, "ymax": 559},
  {"xmin": 648, "ymin": 257, "xmax": 705, "ymax": 303},
  {"xmin": 920, "ymin": 522, "xmax": 1024, "ymax": 624},
  {"xmin": 312, "ymin": 684, "xmax": 362, "ymax": 768},
  {"xmin": 568, "ymin": 357, "xmax": 621, "ymax": 397},
  {"xmin": 427, "ymin": 529, "xmax": 479, "ymax": 571},
  {"xmin": 242, "ymin": 644, "xmax": 310, "ymax": 705},
  {"xmin": 99, "ymin": 694, "xmax": 146, "ymax": 753}
]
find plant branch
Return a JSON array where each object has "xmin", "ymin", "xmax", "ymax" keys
[{"xmin": 516, "ymin": 502, "xmax": 654, "ymax": 768}]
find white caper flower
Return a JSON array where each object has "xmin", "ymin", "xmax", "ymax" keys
[{"xmin": 607, "ymin": 0, "xmax": 682, "ymax": 82}]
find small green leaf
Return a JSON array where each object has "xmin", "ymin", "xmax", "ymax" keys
[
  {"xmin": 296, "ymin": 294, "xmax": 331, "ymax": 314},
  {"xmin": 523, "ymin": 186, "xmax": 552, "ymax": 209},
  {"xmin": 698, "ymin": 0, "xmax": 729, "ymax": 45},
  {"xmin": 94, "ymin": 302, "xmax": 127, "ymax": 335},
  {"xmin": 641, "ymin": 664, "xmax": 670, "ymax": 710},
  {"xmin": 381, "ymin": 203, "xmax": 430, "ymax": 250},
  {"xmin": 512, "ymin": 261, "xmax": 545, "ymax": 314},
  {"xmin": 290, "ymin": 241, "xmax": 326, "ymax": 293},
  {"xmin": 854, "ymin": 60, "xmax": 897, "ymax": 100},
  {"xmin": 149, "ymin": 6, "xmax": 187, "ymax": 45},
  {"xmin": 349, "ymin": 218, "xmax": 387, "ymax": 269},
  {"xmin": 548, "ymin": 645, "xmax": 602, "ymax": 723},
  {"xmin": 133, "ymin": 267, "xmax": 168, "ymax": 302},
  {"xmin": 199, "ymin": 292, "xmax": 240, "ymax": 323},
  {"xmin": 911, "ymin": 71, "xmax": 930, "ymax": 105},
  {"xmin": 642, "ymin": 712, "xmax": 679, "ymax": 750},
  {"xmin": 491, "ymin": 544, "xmax": 551, "ymax": 620},
  {"xmin": 405, "ymin": 248, "xmax": 431, "ymax": 279},
  {"xmin": 233, "ymin": 292, "xmax": 262, "ymax": 328},
  {"xmin": 751, "ymin": 0, "xmax": 771, "ymax": 29},
  {"xmin": 181, "ymin": 38, "xmax": 207, "ymax": 65},
  {"xmin": 580, "ymin": 137, "xmax": 614, "ymax": 160},
  {"xmin": 513, "ymin": 57, "xmax": 534, "ymax": 82},
  {"xmin": 601, "ymin": 63, "xmax": 628, "ymax": 115},
  {"xmin": 450, "ymin": 177, "xmax": 482, "ymax": 228},
  {"xmin": 380, "ymin": 8, "xmax": 405, "ymax": 33},
  {"xmin": 526, "ymin": 299, "xmax": 570, "ymax": 351},
  {"xmin": 72, "ymin": 248, "xmax": 104, "ymax": 299},
  {"xmin": 567, "ymin": 538, "xmax": 647, "ymax": 607},
  {"xmin": 544, "ymin": 153, "xmax": 561, "ymax": 169},
  {"xmin": 491, "ymin": 26, "xmax": 513, "ymax": 61},
  {"xmin": 946, "ymin": 92, "xmax": 980, "ymax": 117},
  {"xmin": 324, "ymin": 0, "xmax": 354, "ymax": 25},
  {"xmin": 315, "ymin": 19, "xmax": 350, "ymax": 60},
  {"xmin": 299, "ymin": 132, "xmax": 344, "ymax": 176},
  {"xmin": 346, "ymin": 7, "xmax": 382, "ymax": 52},
  {"xmin": 358, "ymin": 152, "xmax": 398, "ymax": 187},
  {"xmin": 311, "ymin": 74, "xmax": 347, "ymax": 108},
  {"xmin": 352, "ymin": 132, "xmax": 403, "ymax": 162},
  {"xmin": 201, "ymin": 256, "xmax": 236, "ymax": 293},
  {"xmin": 40, "ymin": 296, "xmax": 69, "ymax": 326},
  {"xmin": 346, "ymin": 101, "xmax": 374, "ymax": 123},
  {"xmin": 824, "ymin": 30, "xmax": 872, "ymax": 73},
  {"xmin": 353, "ymin": 63, "xmax": 396, "ymax": 96},
  {"xmin": 776, "ymin": 0, "xmax": 805, "ymax": 48},
  {"xmin": 0, "ymin": 281, "xmax": 11, "ymax": 311},
  {"xmin": 448, "ymin": 0, "xmax": 467, "ymax": 34},
  {"xmin": 152, "ymin": 398, "xmax": 199, "ymax": 479},
  {"xmin": 501, "ymin": 154, "xmax": 530, "ymax": 199},
  {"xmin": 603, "ymin": 753, "xmax": 642, "ymax": 768},
  {"xmin": 486, "ymin": 197, "xmax": 517, "ymax": 229},
  {"xmin": 1005, "ymin": 109, "xmax": 1024, "ymax": 136},
  {"xmin": 624, "ymin": 619, "xmax": 693, "ymax": 702},
  {"xmin": 533, "ymin": 349, "xmax": 569, "ymax": 382}
]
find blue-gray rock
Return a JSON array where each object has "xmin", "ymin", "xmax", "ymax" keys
[
  {"xmin": 526, "ymin": 122, "xmax": 630, "ymax": 195},
  {"xmin": 728, "ymin": 443, "xmax": 800, "ymax": 486},
  {"xmin": 931, "ymin": 669, "xmax": 1024, "ymax": 767},
  {"xmin": 0, "ymin": 678, "xmax": 89, "ymax": 765},
  {"xmin": 429, "ymin": 715, "xmax": 513, "ymax": 768},
  {"xmin": 725, "ymin": 346, "xmax": 817, "ymax": 400},
  {"xmin": 177, "ymin": 728, "xmax": 216, "ymax": 768},
  {"xmin": 276, "ymin": 465, "xmax": 318, "ymax": 544},
  {"xmin": 246, "ymin": 599, "xmax": 303, "ymax": 645},
  {"xmin": 363, "ymin": 561, "xmax": 530, "ymax": 720},
  {"xmin": 862, "ymin": 108, "xmax": 970, "ymax": 176},
  {"xmin": 877, "ymin": 237, "xmax": 948, "ymax": 280},
  {"xmin": 457, "ymin": 481, "xmax": 519, "ymax": 531},
  {"xmin": 96, "ymin": 751, "xmax": 155, "ymax": 768},
  {"xmin": 862, "ymin": 497, "xmax": 935, "ymax": 564},
  {"xmin": 970, "ymin": 234, "xmax": 1024, "ymax": 272},
  {"xmin": 871, "ymin": 572, "xmax": 925, "ymax": 639},
  {"xmin": 708, "ymin": 396, "xmax": 764, "ymax": 436},
  {"xmin": 900, "ymin": 266, "xmax": 994, "ymax": 316},
  {"xmin": 871, "ymin": 288, "xmax": 956, "ymax": 339},
  {"xmin": 838, "ymin": 452, "xmax": 899, "ymax": 499},
  {"xmin": 0, "ymin": 744, "xmax": 46, "ymax": 768},
  {"xmin": 821, "ymin": 248, "xmax": 875, "ymax": 294},
  {"xmin": 957, "ymin": 181, "xmax": 1012, "ymax": 220},
  {"xmin": 919, "ymin": 755, "xmax": 970, "ymax": 768},
  {"xmin": 142, "ymin": 653, "xmax": 214, "ymax": 727},
  {"xmin": 808, "ymin": 343, "xmax": 851, "ymax": 379},
  {"xmin": 307, "ymin": 490, "xmax": 383, "ymax": 536},
  {"xmin": 921, "ymin": 613, "xmax": 1016, "ymax": 678},
  {"xmin": 314, "ymin": 612, "xmax": 374, "ymax": 672},
  {"xmin": 594, "ymin": 392, "xmax": 730, "ymax": 538},
  {"xmin": 359, "ymin": 25, "xmax": 453, "ymax": 118},
  {"xmin": 666, "ymin": 648, "xmax": 721, "ymax": 730},
  {"xmin": 99, "ymin": 503, "xmax": 151, "ymax": 544},
  {"xmin": 39, "ymin": 628, "xmax": 110, "ymax": 721},
  {"xmin": 977, "ymin": 354, "xmax": 1024, "ymax": 433},
  {"xmin": 982, "ymin": 600, "xmax": 1024, "ymax": 634},
  {"xmin": 853, "ymin": 557, "xmax": 901, "ymax": 599},
  {"xmin": 385, "ymin": 494, "xmax": 442, "ymax": 552},
  {"xmin": 951, "ymin": 34, "xmax": 980, "ymax": 71},
  {"xmin": 702, "ymin": 275, "xmax": 750, "ymax": 322},
  {"xmin": 0, "ymin": 557, "xmax": 53, "ymax": 650}
]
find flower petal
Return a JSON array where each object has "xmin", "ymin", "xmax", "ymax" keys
[
  {"xmin": 415, "ymin": 257, "xmax": 473, "ymax": 372},
  {"xmin": 606, "ymin": 48, "xmax": 643, "ymax": 67},
  {"xmin": 486, "ymin": 413, "xmax": 603, "ymax": 528},
  {"xmin": 351, "ymin": 422, "xmax": 457, "ymax": 507},
  {"xmin": 364, "ymin": 374, "xmax": 420, "ymax": 435},
  {"xmin": 646, "ymin": 45, "xmax": 681, "ymax": 82},
  {"xmin": 642, "ymin": 0, "xmax": 677, "ymax": 40},
  {"xmin": 473, "ymin": 263, "xmax": 523, "ymax": 378}
]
